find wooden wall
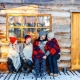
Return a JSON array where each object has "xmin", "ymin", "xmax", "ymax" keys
[
  {"xmin": 0, "ymin": 0, "xmax": 79, "ymax": 4},
  {"xmin": 0, "ymin": 4, "xmax": 80, "ymax": 68}
]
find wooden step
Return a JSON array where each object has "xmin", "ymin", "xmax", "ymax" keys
[
  {"xmin": 60, "ymin": 54, "xmax": 71, "ymax": 60},
  {"xmin": 58, "ymin": 61, "xmax": 71, "ymax": 68}
]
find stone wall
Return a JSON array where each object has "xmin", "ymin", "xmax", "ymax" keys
[{"xmin": 0, "ymin": 4, "xmax": 80, "ymax": 68}]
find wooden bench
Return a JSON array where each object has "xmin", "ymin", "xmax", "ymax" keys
[{"xmin": 0, "ymin": 41, "xmax": 71, "ymax": 72}]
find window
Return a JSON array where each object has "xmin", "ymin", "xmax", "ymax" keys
[{"xmin": 6, "ymin": 14, "xmax": 52, "ymax": 41}]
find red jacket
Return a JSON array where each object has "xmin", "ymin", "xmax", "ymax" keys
[
  {"xmin": 44, "ymin": 38, "xmax": 60, "ymax": 55},
  {"xmin": 32, "ymin": 40, "xmax": 45, "ymax": 61}
]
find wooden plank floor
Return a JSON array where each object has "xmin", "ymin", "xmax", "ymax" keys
[{"xmin": 0, "ymin": 71, "xmax": 80, "ymax": 80}]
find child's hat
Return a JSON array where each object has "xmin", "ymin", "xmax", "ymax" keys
[
  {"xmin": 39, "ymin": 30, "xmax": 46, "ymax": 37},
  {"xmin": 47, "ymin": 32, "xmax": 54, "ymax": 39},
  {"xmin": 10, "ymin": 37, "xmax": 17, "ymax": 44}
]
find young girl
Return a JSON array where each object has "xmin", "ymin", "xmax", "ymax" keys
[
  {"xmin": 7, "ymin": 37, "xmax": 21, "ymax": 73},
  {"xmin": 45, "ymin": 32, "xmax": 60, "ymax": 77},
  {"xmin": 21, "ymin": 35, "xmax": 33, "ymax": 73}
]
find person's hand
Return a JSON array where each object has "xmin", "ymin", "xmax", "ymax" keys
[
  {"xmin": 23, "ymin": 57, "xmax": 26, "ymax": 61},
  {"xmin": 43, "ymin": 55, "xmax": 47, "ymax": 59}
]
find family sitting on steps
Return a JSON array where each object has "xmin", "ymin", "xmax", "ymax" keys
[{"xmin": 7, "ymin": 30, "xmax": 60, "ymax": 78}]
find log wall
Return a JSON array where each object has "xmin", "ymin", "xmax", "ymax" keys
[{"xmin": 0, "ymin": 4, "xmax": 80, "ymax": 69}]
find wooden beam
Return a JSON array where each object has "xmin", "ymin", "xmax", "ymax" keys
[{"xmin": 0, "ymin": 0, "xmax": 79, "ymax": 4}]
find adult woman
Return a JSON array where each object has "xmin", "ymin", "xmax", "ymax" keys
[{"xmin": 45, "ymin": 32, "xmax": 60, "ymax": 77}]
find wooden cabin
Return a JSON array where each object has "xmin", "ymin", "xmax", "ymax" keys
[{"xmin": 0, "ymin": 0, "xmax": 80, "ymax": 72}]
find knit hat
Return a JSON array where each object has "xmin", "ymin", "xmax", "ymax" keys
[
  {"xmin": 39, "ymin": 30, "xmax": 46, "ymax": 37},
  {"xmin": 10, "ymin": 37, "xmax": 17, "ymax": 44},
  {"xmin": 47, "ymin": 32, "xmax": 54, "ymax": 39},
  {"xmin": 25, "ymin": 35, "xmax": 31, "ymax": 40}
]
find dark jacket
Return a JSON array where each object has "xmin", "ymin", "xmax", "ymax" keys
[
  {"xmin": 32, "ymin": 36, "xmax": 47, "ymax": 61},
  {"xmin": 44, "ymin": 38, "xmax": 60, "ymax": 56}
]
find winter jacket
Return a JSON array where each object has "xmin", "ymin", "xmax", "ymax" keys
[
  {"xmin": 44, "ymin": 38, "xmax": 60, "ymax": 56},
  {"xmin": 32, "ymin": 39, "xmax": 48, "ymax": 60},
  {"xmin": 8, "ymin": 44, "xmax": 21, "ymax": 71},
  {"xmin": 22, "ymin": 43, "xmax": 33, "ymax": 61}
]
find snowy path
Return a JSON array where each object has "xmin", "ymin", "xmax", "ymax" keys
[{"xmin": 0, "ymin": 71, "xmax": 80, "ymax": 80}]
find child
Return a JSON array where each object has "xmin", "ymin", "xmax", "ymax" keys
[
  {"xmin": 45, "ymin": 32, "xmax": 60, "ymax": 77},
  {"xmin": 21, "ymin": 35, "xmax": 33, "ymax": 73},
  {"xmin": 7, "ymin": 37, "xmax": 21, "ymax": 73},
  {"xmin": 32, "ymin": 30, "xmax": 48, "ymax": 78}
]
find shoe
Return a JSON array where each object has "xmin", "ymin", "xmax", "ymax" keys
[
  {"xmin": 9, "ymin": 70, "xmax": 16, "ymax": 73},
  {"xmin": 54, "ymin": 74, "xmax": 58, "ymax": 77},
  {"xmin": 32, "ymin": 70, "xmax": 36, "ymax": 74},
  {"xmin": 40, "ymin": 72, "xmax": 46, "ymax": 77},
  {"xmin": 9, "ymin": 71, "xmax": 13, "ymax": 73},
  {"xmin": 12, "ymin": 71, "xmax": 17, "ymax": 74},
  {"xmin": 26, "ymin": 69, "xmax": 31, "ymax": 73},
  {"xmin": 32, "ymin": 70, "xmax": 40, "ymax": 78},
  {"xmin": 32, "ymin": 70, "xmax": 36, "ymax": 76},
  {"xmin": 36, "ymin": 74, "xmax": 41, "ymax": 78},
  {"xmin": 50, "ymin": 73, "xmax": 54, "ymax": 76}
]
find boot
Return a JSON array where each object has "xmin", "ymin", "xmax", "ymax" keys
[
  {"xmin": 40, "ymin": 72, "xmax": 46, "ymax": 77},
  {"xmin": 32, "ymin": 70, "xmax": 40, "ymax": 78}
]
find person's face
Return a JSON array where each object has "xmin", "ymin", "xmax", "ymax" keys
[
  {"xmin": 40, "ymin": 35, "xmax": 46, "ymax": 40},
  {"xmin": 26, "ymin": 38, "xmax": 31, "ymax": 44},
  {"xmin": 47, "ymin": 37, "xmax": 51, "ymax": 41}
]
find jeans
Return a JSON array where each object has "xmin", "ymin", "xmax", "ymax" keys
[
  {"xmin": 47, "ymin": 54, "xmax": 60, "ymax": 74},
  {"xmin": 7, "ymin": 57, "xmax": 22, "ymax": 72},
  {"xmin": 7, "ymin": 58, "xmax": 16, "ymax": 72},
  {"xmin": 34, "ymin": 59, "xmax": 46, "ymax": 74}
]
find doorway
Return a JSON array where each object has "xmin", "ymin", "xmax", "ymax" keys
[{"xmin": 71, "ymin": 12, "xmax": 80, "ymax": 70}]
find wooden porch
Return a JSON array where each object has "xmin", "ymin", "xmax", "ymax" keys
[{"xmin": 0, "ymin": 70, "xmax": 80, "ymax": 80}]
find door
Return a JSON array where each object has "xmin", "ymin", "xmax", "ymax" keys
[{"xmin": 71, "ymin": 12, "xmax": 80, "ymax": 70}]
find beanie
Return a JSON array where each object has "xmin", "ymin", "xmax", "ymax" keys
[
  {"xmin": 47, "ymin": 32, "xmax": 54, "ymax": 39},
  {"xmin": 25, "ymin": 35, "xmax": 31, "ymax": 40},
  {"xmin": 39, "ymin": 30, "xmax": 46, "ymax": 37},
  {"xmin": 10, "ymin": 37, "xmax": 17, "ymax": 44}
]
